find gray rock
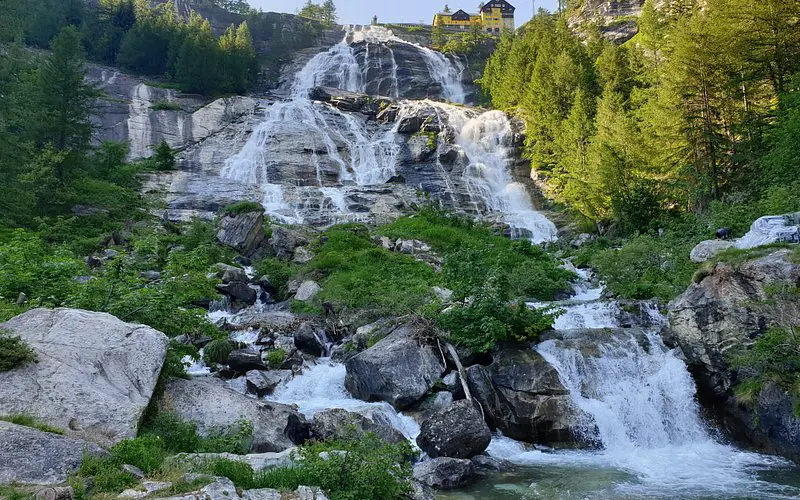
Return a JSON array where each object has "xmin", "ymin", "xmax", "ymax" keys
[
  {"xmin": 245, "ymin": 370, "xmax": 291, "ymax": 397},
  {"xmin": 344, "ymin": 324, "xmax": 445, "ymax": 410},
  {"xmin": 0, "ymin": 308, "xmax": 169, "ymax": 447},
  {"xmin": 213, "ymin": 263, "xmax": 248, "ymax": 284},
  {"xmin": 689, "ymin": 239, "xmax": 735, "ymax": 263},
  {"xmin": 470, "ymin": 455, "xmax": 511, "ymax": 473},
  {"xmin": 160, "ymin": 377, "xmax": 309, "ymax": 452},
  {"xmin": 416, "ymin": 400, "xmax": 491, "ymax": 459},
  {"xmin": 217, "ymin": 211, "xmax": 268, "ymax": 259},
  {"xmin": 241, "ymin": 489, "xmax": 282, "ymax": 500},
  {"xmin": 227, "ymin": 350, "xmax": 267, "ymax": 372},
  {"xmin": 311, "ymin": 408, "xmax": 406, "ymax": 444},
  {"xmin": 667, "ymin": 249, "xmax": 800, "ymax": 461},
  {"xmin": 122, "ymin": 464, "xmax": 146, "ymax": 479},
  {"xmin": 466, "ymin": 344, "xmax": 582, "ymax": 447},
  {"xmin": 294, "ymin": 486, "xmax": 329, "ymax": 500},
  {"xmin": 170, "ymin": 449, "xmax": 295, "ymax": 472},
  {"xmin": 270, "ymin": 226, "xmax": 310, "ymax": 261},
  {"xmin": 201, "ymin": 477, "xmax": 237, "ymax": 500},
  {"xmin": 0, "ymin": 421, "xmax": 106, "ymax": 486},
  {"xmin": 413, "ymin": 457, "xmax": 476, "ymax": 490},
  {"xmin": 294, "ymin": 322, "xmax": 327, "ymax": 356},
  {"xmin": 295, "ymin": 281, "xmax": 321, "ymax": 302},
  {"xmin": 570, "ymin": 233, "xmax": 595, "ymax": 248},
  {"xmin": 216, "ymin": 282, "xmax": 257, "ymax": 305},
  {"xmin": 293, "ymin": 247, "xmax": 315, "ymax": 264}
]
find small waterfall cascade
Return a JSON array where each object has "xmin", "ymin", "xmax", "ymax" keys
[{"xmin": 483, "ymin": 267, "xmax": 799, "ymax": 498}]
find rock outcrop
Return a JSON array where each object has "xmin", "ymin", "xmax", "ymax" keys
[
  {"xmin": 344, "ymin": 323, "xmax": 445, "ymax": 410},
  {"xmin": 310, "ymin": 408, "xmax": 406, "ymax": 444},
  {"xmin": 0, "ymin": 422, "xmax": 106, "ymax": 485},
  {"xmin": 466, "ymin": 344, "xmax": 582, "ymax": 447},
  {"xmin": 0, "ymin": 309, "xmax": 169, "ymax": 447},
  {"xmin": 416, "ymin": 400, "xmax": 492, "ymax": 459},
  {"xmin": 412, "ymin": 457, "xmax": 476, "ymax": 490},
  {"xmin": 216, "ymin": 211, "xmax": 269, "ymax": 258},
  {"xmin": 667, "ymin": 249, "xmax": 800, "ymax": 460},
  {"xmin": 160, "ymin": 377, "xmax": 309, "ymax": 452}
]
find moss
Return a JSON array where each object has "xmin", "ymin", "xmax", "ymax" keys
[{"xmin": 203, "ymin": 339, "xmax": 234, "ymax": 365}]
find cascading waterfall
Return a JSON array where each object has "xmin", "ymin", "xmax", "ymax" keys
[{"xmin": 483, "ymin": 271, "xmax": 798, "ymax": 498}]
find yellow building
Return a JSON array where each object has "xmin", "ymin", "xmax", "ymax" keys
[{"xmin": 433, "ymin": 1, "xmax": 516, "ymax": 34}]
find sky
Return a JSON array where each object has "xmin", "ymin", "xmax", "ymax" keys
[{"xmin": 249, "ymin": 0, "xmax": 559, "ymax": 25}]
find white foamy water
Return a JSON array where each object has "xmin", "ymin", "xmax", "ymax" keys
[{"xmin": 269, "ymin": 360, "xmax": 421, "ymax": 440}]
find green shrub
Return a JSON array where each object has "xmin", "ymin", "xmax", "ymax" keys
[
  {"xmin": 199, "ymin": 418, "xmax": 254, "ymax": 455},
  {"xmin": 261, "ymin": 435, "xmax": 413, "ymax": 499},
  {"xmin": 0, "ymin": 485, "xmax": 33, "ymax": 500},
  {"xmin": 150, "ymin": 101, "xmax": 182, "ymax": 112},
  {"xmin": 0, "ymin": 329, "xmax": 37, "ymax": 372},
  {"xmin": 141, "ymin": 412, "xmax": 253, "ymax": 455},
  {"xmin": 152, "ymin": 140, "xmax": 176, "ymax": 171},
  {"xmin": 0, "ymin": 414, "xmax": 63, "ymax": 434},
  {"xmin": 266, "ymin": 348, "xmax": 287, "ymax": 369},
  {"xmin": 255, "ymin": 257, "xmax": 299, "ymax": 300},
  {"xmin": 203, "ymin": 339, "xmax": 234, "ymax": 365},
  {"xmin": 111, "ymin": 435, "xmax": 167, "ymax": 475},
  {"xmin": 77, "ymin": 454, "xmax": 137, "ymax": 494},
  {"xmin": 222, "ymin": 201, "xmax": 264, "ymax": 216},
  {"xmin": 207, "ymin": 459, "xmax": 254, "ymax": 488}
]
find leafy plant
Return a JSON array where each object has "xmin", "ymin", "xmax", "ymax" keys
[
  {"xmin": 222, "ymin": 201, "xmax": 264, "ymax": 216},
  {"xmin": 266, "ymin": 348, "xmax": 287, "ymax": 369},
  {"xmin": 203, "ymin": 339, "xmax": 234, "ymax": 365},
  {"xmin": 0, "ymin": 329, "xmax": 37, "ymax": 372},
  {"xmin": 111, "ymin": 435, "xmax": 167, "ymax": 475}
]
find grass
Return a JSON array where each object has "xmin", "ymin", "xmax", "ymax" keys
[
  {"xmin": 221, "ymin": 201, "xmax": 264, "ymax": 216},
  {"xmin": 0, "ymin": 485, "xmax": 33, "ymax": 500},
  {"xmin": 0, "ymin": 414, "xmax": 64, "ymax": 435},
  {"xmin": 150, "ymin": 101, "xmax": 182, "ymax": 112},
  {"xmin": 203, "ymin": 339, "xmax": 234, "ymax": 365}
]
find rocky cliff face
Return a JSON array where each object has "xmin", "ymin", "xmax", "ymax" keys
[
  {"xmin": 667, "ymin": 249, "xmax": 800, "ymax": 461},
  {"xmin": 568, "ymin": 0, "xmax": 646, "ymax": 43}
]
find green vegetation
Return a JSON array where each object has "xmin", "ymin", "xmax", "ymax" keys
[
  {"xmin": 203, "ymin": 339, "xmax": 235, "ymax": 365},
  {"xmin": 150, "ymin": 101, "xmax": 182, "ymax": 111},
  {"xmin": 266, "ymin": 348, "xmax": 288, "ymax": 369},
  {"xmin": 0, "ymin": 414, "xmax": 64, "ymax": 434},
  {"xmin": 298, "ymin": 0, "xmax": 337, "ymax": 28},
  {"xmin": 0, "ymin": 486, "xmax": 33, "ymax": 500},
  {"xmin": 222, "ymin": 200, "xmax": 265, "ymax": 216},
  {"xmin": 195, "ymin": 434, "xmax": 413, "ymax": 499},
  {"xmin": 0, "ymin": 329, "xmax": 37, "ymax": 372}
]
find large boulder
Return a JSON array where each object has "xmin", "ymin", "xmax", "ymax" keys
[
  {"xmin": 667, "ymin": 249, "xmax": 800, "ymax": 460},
  {"xmin": 294, "ymin": 322, "xmax": 327, "ymax": 356},
  {"xmin": 412, "ymin": 457, "xmax": 475, "ymax": 490},
  {"xmin": 160, "ymin": 377, "xmax": 309, "ymax": 452},
  {"xmin": 217, "ymin": 211, "xmax": 268, "ymax": 258},
  {"xmin": 467, "ymin": 344, "xmax": 581, "ymax": 447},
  {"xmin": 344, "ymin": 324, "xmax": 445, "ymax": 410},
  {"xmin": 0, "ymin": 422, "xmax": 106, "ymax": 485},
  {"xmin": 311, "ymin": 408, "xmax": 406, "ymax": 444},
  {"xmin": 689, "ymin": 239, "xmax": 735, "ymax": 263},
  {"xmin": 0, "ymin": 308, "xmax": 169, "ymax": 447},
  {"xmin": 269, "ymin": 226, "xmax": 309, "ymax": 261},
  {"xmin": 416, "ymin": 400, "xmax": 491, "ymax": 459}
]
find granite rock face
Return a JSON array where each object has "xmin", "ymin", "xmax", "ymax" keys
[
  {"xmin": 0, "ymin": 308, "xmax": 169, "ymax": 447},
  {"xmin": 416, "ymin": 400, "xmax": 492, "ymax": 459},
  {"xmin": 0, "ymin": 422, "xmax": 106, "ymax": 486}
]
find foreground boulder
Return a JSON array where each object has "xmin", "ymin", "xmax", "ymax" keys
[
  {"xmin": 413, "ymin": 457, "xmax": 475, "ymax": 490},
  {"xmin": 217, "ymin": 210, "xmax": 268, "ymax": 258},
  {"xmin": 160, "ymin": 377, "xmax": 309, "ymax": 452},
  {"xmin": 344, "ymin": 323, "xmax": 445, "ymax": 410},
  {"xmin": 667, "ymin": 249, "xmax": 800, "ymax": 460},
  {"xmin": 0, "ymin": 421, "xmax": 106, "ymax": 485},
  {"xmin": 467, "ymin": 344, "xmax": 582, "ymax": 447},
  {"xmin": 0, "ymin": 308, "xmax": 169, "ymax": 447},
  {"xmin": 311, "ymin": 408, "xmax": 406, "ymax": 444},
  {"xmin": 416, "ymin": 400, "xmax": 491, "ymax": 459}
]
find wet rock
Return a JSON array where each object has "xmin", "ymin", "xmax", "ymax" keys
[
  {"xmin": 344, "ymin": 323, "xmax": 445, "ymax": 410},
  {"xmin": 667, "ymin": 248, "xmax": 800, "ymax": 460},
  {"xmin": 470, "ymin": 455, "xmax": 512, "ymax": 474},
  {"xmin": 0, "ymin": 422, "xmax": 106, "ymax": 486},
  {"xmin": 245, "ymin": 370, "xmax": 291, "ymax": 397},
  {"xmin": 217, "ymin": 211, "xmax": 268, "ymax": 259},
  {"xmin": 294, "ymin": 322, "xmax": 327, "ymax": 357},
  {"xmin": 466, "ymin": 344, "xmax": 582, "ymax": 447},
  {"xmin": 216, "ymin": 282, "xmax": 257, "ymax": 306},
  {"xmin": 416, "ymin": 400, "xmax": 491, "ymax": 459},
  {"xmin": 213, "ymin": 263, "xmax": 248, "ymax": 284},
  {"xmin": 0, "ymin": 308, "xmax": 169, "ymax": 447},
  {"xmin": 570, "ymin": 233, "xmax": 596, "ymax": 248},
  {"xmin": 160, "ymin": 377, "xmax": 309, "ymax": 452},
  {"xmin": 227, "ymin": 350, "xmax": 267, "ymax": 372},
  {"xmin": 295, "ymin": 281, "xmax": 321, "ymax": 302},
  {"xmin": 311, "ymin": 408, "xmax": 406, "ymax": 444},
  {"xmin": 308, "ymin": 87, "xmax": 393, "ymax": 116},
  {"xmin": 413, "ymin": 457, "xmax": 476, "ymax": 490}
]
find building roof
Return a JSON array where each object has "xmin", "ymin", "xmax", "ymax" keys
[
  {"xmin": 450, "ymin": 9, "xmax": 472, "ymax": 20},
  {"xmin": 480, "ymin": 0, "xmax": 516, "ymax": 13}
]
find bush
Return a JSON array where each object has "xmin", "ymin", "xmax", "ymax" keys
[
  {"xmin": 203, "ymin": 339, "xmax": 234, "ymax": 365},
  {"xmin": 111, "ymin": 435, "xmax": 167, "ymax": 475},
  {"xmin": 255, "ymin": 257, "xmax": 299, "ymax": 300},
  {"xmin": 436, "ymin": 277, "xmax": 557, "ymax": 354},
  {"xmin": 77, "ymin": 454, "xmax": 137, "ymax": 494},
  {"xmin": 152, "ymin": 140, "xmax": 176, "ymax": 171},
  {"xmin": 266, "ymin": 348, "xmax": 287, "ymax": 369},
  {"xmin": 141, "ymin": 412, "xmax": 254, "ymax": 455},
  {"xmin": 252, "ymin": 435, "xmax": 414, "ymax": 499},
  {"xmin": 222, "ymin": 201, "xmax": 264, "ymax": 216},
  {"xmin": 150, "ymin": 101, "xmax": 182, "ymax": 112},
  {"xmin": 0, "ymin": 329, "xmax": 37, "ymax": 372},
  {"xmin": 206, "ymin": 459, "xmax": 254, "ymax": 488},
  {"xmin": 0, "ymin": 414, "xmax": 63, "ymax": 434}
]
